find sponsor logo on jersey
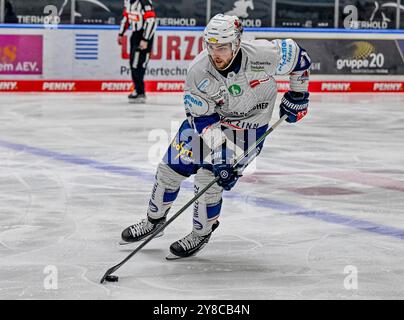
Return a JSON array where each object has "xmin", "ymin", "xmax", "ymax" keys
[
  {"xmin": 250, "ymin": 61, "xmax": 271, "ymax": 72},
  {"xmin": 226, "ymin": 102, "xmax": 269, "ymax": 118},
  {"xmin": 228, "ymin": 84, "xmax": 243, "ymax": 97},
  {"xmin": 226, "ymin": 120, "xmax": 260, "ymax": 130},
  {"xmin": 196, "ymin": 78, "xmax": 211, "ymax": 92},
  {"xmin": 211, "ymin": 87, "xmax": 227, "ymax": 105},
  {"xmin": 184, "ymin": 94, "xmax": 203, "ymax": 107},
  {"xmin": 253, "ymin": 102, "xmax": 269, "ymax": 111},
  {"xmin": 277, "ymin": 40, "xmax": 294, "ymax": 74},
  {"xmin": 184, "ymin": 93, "xmax": 209, "ymax": 115},
  {"xmin": 250, "ymin": 78, "xmax": 270, "ymax": 88},
  {"xmin": 172, "ymin": 141, "xmax": 193, "ymax": 160}
]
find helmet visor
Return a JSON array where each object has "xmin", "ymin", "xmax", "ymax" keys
[{"xmin": 206, "ymin": 42, "xmax": 233, "ymax": 55}]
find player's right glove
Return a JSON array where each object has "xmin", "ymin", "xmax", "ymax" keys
[{"xmin": 279, "ymin": 91, "xmax": 309, "ymax": 123}]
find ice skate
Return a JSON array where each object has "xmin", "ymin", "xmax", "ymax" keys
[
  {"xmin": 120, "ymin": 215, "xmax": 166, "ymax": 245},
  {"xmin": 128, "ymin": 91, "xmax": 146, "ymax": 104},
  {"xmin": 166, "ymin": 221, "xmax": 220, "ymax": 260}
]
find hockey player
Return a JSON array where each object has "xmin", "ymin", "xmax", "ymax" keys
[
  {"xmin": 121, "ymin": 14, "xmax": 311, "ymax": 258},
  {"xmin": 118, "ymin": 0, "xmax": 157, "ymax": 103}
]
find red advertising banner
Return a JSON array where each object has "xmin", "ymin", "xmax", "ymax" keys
[{"xmin": 0, "ymin": 80, "xmax": 402, "ymax": 93}]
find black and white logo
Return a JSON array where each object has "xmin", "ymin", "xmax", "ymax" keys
[
  {"xmin": 220, "ymin": 170, "xmax": 229, "ymax": 179},
  {"xmin": 224, "ymin": 0, "xmax": 255, "ymax": 18},
  {"xmin": 59, "ymin": 0, "xmax": 111, "ymax": 19}
]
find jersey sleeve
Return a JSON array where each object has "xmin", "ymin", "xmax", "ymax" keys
[
  {"xmin": 119, "ymin": 0, "xmax": 130, "ymax": 36},
  {"xmin": 140, "ymin": 0, "xmax": 157, "ymax": 41},
  {"xmin": 273, "ymin": 39, "xmax": 311, "ymax": 92}
]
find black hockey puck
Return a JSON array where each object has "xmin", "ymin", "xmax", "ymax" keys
[{"xmin": 105, "ymin": 275, "xmax": 119, "ymax": 282}]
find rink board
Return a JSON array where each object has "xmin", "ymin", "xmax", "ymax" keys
[
  {"xmin": 0, "ymin": 79, "xmax": 403, "ymax": 92},
  {"xmin": 0, "ymin": 25, "xmax": 403, "ymax": 92}
]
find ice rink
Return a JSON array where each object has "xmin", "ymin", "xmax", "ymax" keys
[{"xmin": 0, "ymin": 92, "xmax": 404, "ymax": 300}]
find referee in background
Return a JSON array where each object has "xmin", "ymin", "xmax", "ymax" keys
[{"xmin": 118, "ymin": 0, "xmax": 157, "ymax": 103}]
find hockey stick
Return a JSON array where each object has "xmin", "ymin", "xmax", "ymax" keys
[{"xmin": 100, "ymin": 114, "xmax": 288, "ymax": 284}]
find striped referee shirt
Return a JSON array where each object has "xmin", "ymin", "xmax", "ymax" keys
[{"xmin": 119, "ymin": 0, "xmax": 157, "ymax": 41}]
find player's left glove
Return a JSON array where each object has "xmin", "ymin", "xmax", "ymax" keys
[
  {"xmin": 280, "ymin": 91, "xmax": 309, "ymax": 123},
  {"xmin": 213, "ymin": 161, "xmax": 242, "ymax": 191}
]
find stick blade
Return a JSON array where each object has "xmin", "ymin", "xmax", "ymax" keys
[{"xmin": 100, "ymin": 267, "xmax": 115, "ymax": 284}]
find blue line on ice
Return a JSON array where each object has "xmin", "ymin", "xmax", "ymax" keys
[{"xmin": 1, "ymin": 138, "xmax": 403, "ymax": 240}]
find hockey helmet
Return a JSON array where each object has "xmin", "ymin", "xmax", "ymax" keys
[{"xmin": 203, "ymin": 14, "xmax": 243, "ymax": 55}]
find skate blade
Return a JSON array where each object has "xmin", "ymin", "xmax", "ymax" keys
[
  {"xmin": 118, "ymin": 231, "xmax": 164, "ymax": 245},
  {"xmin": 165, "ymin": 251, "xmax": 202, "ymax": 260},
  {"xmin": 166, "ymin": 253, "xmax": 189, "ymax": 260}
]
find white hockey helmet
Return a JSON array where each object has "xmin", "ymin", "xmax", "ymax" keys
[{"xmin": 203, "ymin": 14, "xmax": 243, "ymax": 54}]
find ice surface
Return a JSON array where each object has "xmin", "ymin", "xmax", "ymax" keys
[{"xmin": 0, "ymin": 92, "xmax": 404, "ymax": 299}]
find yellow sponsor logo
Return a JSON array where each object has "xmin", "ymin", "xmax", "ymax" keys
[
  {"xmin": 208, "ymin": 37, "xmax": 218, "ymax": 43},
  {"xmin": 172, "ymin": 141, "xmax": 193, "ymax": 159},
  {"xmin": 350, "ymin": 41, "xmax": 375, "ymax": 60}
]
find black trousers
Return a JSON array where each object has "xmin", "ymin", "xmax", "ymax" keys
[{"xmin": 129, "ymin": 31, "xmax": 153, "ymax": 95}]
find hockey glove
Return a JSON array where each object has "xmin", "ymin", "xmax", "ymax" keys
[
  {"xmin": 213, "ymin": 161, "xmax": 242, "ymax": 191},
  {"xmin": 280, "ymin": 91, "xmax": 309, "ymax": 123}
]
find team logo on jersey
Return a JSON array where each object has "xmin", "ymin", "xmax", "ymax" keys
[{"xmin": 228, "ymin": 84, "xmax": 243, "ymax": 97}]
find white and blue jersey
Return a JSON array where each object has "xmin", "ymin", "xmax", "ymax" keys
[{"xmin": 163, "ymin": 38, "xmax": 311, "ymax": 177}]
